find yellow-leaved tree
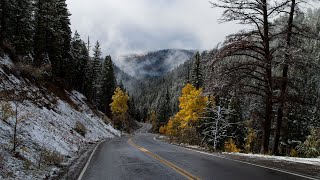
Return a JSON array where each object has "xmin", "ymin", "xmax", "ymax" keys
[
  {"xmin": 175, "ymin": 83, "xmax": 208, "ymax": 127},
  {"xmin": 110, "ymin": 87, "xmax": 129, "ymax": 130},
  {"xmin": 160, "ymin": 83, "xmax": 208, "ymax": 143}
]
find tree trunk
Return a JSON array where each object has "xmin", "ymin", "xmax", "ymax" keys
[
  {"xmin": 12, "ymin": 102, "xmax": 18, "ymax": 153},
  {"xmin": 261, "ymin": 0, "xmax": 273, "ymax": 154},
  {"xmin": 272, "ymin": 0, "xmax": 295, "ymax": 155}
]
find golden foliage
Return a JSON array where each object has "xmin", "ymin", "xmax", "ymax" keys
[
  {"xmin": 110, "ymin": 87, "xmax": 129, "ymax": 115},
  {"xmin": 159, "ymin": 125, "xmax": 167, "ymax": 134},
  {"xmin": 175, "ymin": 83, "xmax": 208, "ymax": 127},
  {"xmin": 224, "ymin": 138, "xmax": 240, "ymax": 152},
  {"xmin": 161, "ymin": 84, "xmax": 208, "ymax": 140},
  {"xmin": 244, "ymin": 128, "xmax": 257, "ymax": 153}
]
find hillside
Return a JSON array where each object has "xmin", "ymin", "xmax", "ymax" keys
[
  {"xmin": 0, "ymin": 55, "xmax": 121, "ymax": 179},
  {"xmin": 117, "ymin": 49, "xmax": 196, "ymax": 79}
]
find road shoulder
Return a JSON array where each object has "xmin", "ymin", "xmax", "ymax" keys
[{"xmin": 155, "ymin": 135, "xmax": 320, "ymax": 180}]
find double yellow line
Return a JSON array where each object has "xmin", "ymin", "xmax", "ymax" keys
[{"xmin": 128, "ymin": 138, "xmax": 200, "ymax": 180}]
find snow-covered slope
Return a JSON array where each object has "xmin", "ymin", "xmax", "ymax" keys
[{"xmin": 0, "ymin": 55, "xmax": 120, "ymax": 179}]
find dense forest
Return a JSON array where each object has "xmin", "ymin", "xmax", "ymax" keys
[
  {"xmin": 0, "ymin": 0, "xmax": 119, "ymax": 117},
  {"xmin": 129, "ymin": 1, "xmax": 320, "ymax": 157}
]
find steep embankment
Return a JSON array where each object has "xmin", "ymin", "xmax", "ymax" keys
[{"xmin": 0, "ymin": 55, "xmax": 120, "ymax": 179}]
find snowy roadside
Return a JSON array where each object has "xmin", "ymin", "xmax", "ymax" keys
[
  {"xmin": 0, "ymin": 56, "xmax": 121, "ymax": 179},
  {"xmin": 222, "ymin": 152, "xmax": 320, "ymax": 166},
  {"xmin": 219, "ymin": 153, "xmax": 320, "ymax": 178},
  {"xmin": 156, "ymin": 135, "xmax": 320, "ymax": 179}
]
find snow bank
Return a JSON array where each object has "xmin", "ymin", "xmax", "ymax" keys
[
  {"xmin": 223, "ymin": 152, "xmax": 320, "ymax": 166},
  {"xmin": 0, "ymin": 55, "xmax": 120, "ymax": 179}
]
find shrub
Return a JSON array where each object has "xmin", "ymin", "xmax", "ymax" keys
[
  {"xmin": 290, "ymin": 149, "xmax": 298, "ymax": 157},
  {"xmin": 16, "ymin": 62, "xmax": 52, "ymax": 81},
  {"xmin": 0, "ymin": 102, "xmax": 14, "ymax": 122},
  {"xmin": 297, "ymin": 128, "xmax": 320, "ymax": 158},
  {"xmin": 178, "ymin": 126, "xmax": 201, "ymax": 145},
  {"xmin": 224, "ymin": 138, "xmax": 240, "ymax": 152},
  {"xmin": 0, "ymin": 154, "xmax": 3, "ymax": 167},
  {"xmin": 23, "ymin": 159, "xmax": 33, "ymax": 170},
  {"xmin": 159, "ymin": 125, "xmax": 167, "ymax": 134},
  {"xmin": 42, "ymin": 150, "xmax": 64, "ymax": 166},
  {"xmin": 74, "ymin": 121, "xmax": 87, "ymax": 137}
]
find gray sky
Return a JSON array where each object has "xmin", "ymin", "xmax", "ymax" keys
[
  {"xmin": 66, "ymin": 0, "xmax": 319, "ymax": 62},
  {"xmin": 66, "ymin": 0, "xmax": 241, "ymax": 60}
]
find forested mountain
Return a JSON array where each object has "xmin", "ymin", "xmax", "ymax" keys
[{"xmin": 118, "ymin": 49, "xmax": 195, "ymax": 79}]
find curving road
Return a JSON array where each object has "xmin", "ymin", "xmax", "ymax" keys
[{"xmin": 79, "ymin": 123, "xmax": 314, "ymax": 180}]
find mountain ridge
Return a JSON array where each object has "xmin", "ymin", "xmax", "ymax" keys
[{"xmin": 116, "ymin": 49, "xmax": 196, "ymax": 79}]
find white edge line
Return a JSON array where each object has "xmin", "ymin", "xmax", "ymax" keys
[
  {"xmin": 153, "ymin": 136, "xmax": 318, "ymax": 180},
  {"xmin": 77, "ymin": 140, "xmax": 106, "ymax": 180}
]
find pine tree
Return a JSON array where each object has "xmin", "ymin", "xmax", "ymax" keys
[
  {"xmin": 55, "ymin": 0, "xmax": 72, "ymax": 77},
  {"xmin": 70, "ymin": 31, "xmax": 89, "ymax": 91},
  {"xmin": 191, "ymin": 51, "xmax": 203, "ymax": 89},
  {"xmin": 157, "ymin": 88, "xmax": 171, "ymax": 127},
  {"xmin": 33, "ymin": 0, "xmax": 71, "ymax": 75},
  {"xmin": 91, "ymin": 41, "xmax": 102, "ymax": 102},
  {"xmin": 0, "ymin": 0, "xmax": 15, "ymax": 42},
  {"xmin": 12, "ymin": 0, "xmax": 34, "ymax": 56},
  {"xmin": 98, "ymin": 55, "xmax": 116, "ymax": 115},
  {"xmin": 33, "ymin": 0, "xmax": 52, "ymax": 66},
  {"xmin": 226, "ymin": 96, "xmax": 245, "ymax": 146}
]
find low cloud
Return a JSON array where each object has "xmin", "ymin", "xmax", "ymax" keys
[{"xmin": 66, "ymin": 0, "xmax": 242, "ymax": 67}]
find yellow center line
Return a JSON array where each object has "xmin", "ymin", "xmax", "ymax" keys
[{"xmin": 128, "ymin": 138, "xmax": 201, "ymax": 180}]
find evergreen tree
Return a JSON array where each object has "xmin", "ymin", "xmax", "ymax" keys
[
  {"xmin": 226, "ymin": 96, "xmax": 245, "ymax": 146},
  {"xmin": 33, "ymin": 0, "xmax": 52, "ymax": 66},
  {"xmin": 91, "ymin": 41, "xmax": 102, "ymax": 102},
  {"xmin": 55, "ymin": 0, "xmax": 72, "ymax": 77},
  {"xmin": 191, "ymin": 51, "xmax": 203, "ymax": 89},
  {"xmin": 12, "ymin": 0, "xmax": 34, "ymax": 56},
  {"xmin": 33, "ymin": 0, "xmax": 71, "ymax": 75},
  {"xmin": 0, "ymin": 0, "xmax": 15, "ymax": 42},
  {"xmin": 157, "ymin": 88, "xmax": 171, "ymax": 127},
  {"xmin": 98, "ymin": 55, "xmax": 116, "ymax": 115},
  {"xmin": 70, "ymin": 31, "xmax": 89, "ymax": 91}
]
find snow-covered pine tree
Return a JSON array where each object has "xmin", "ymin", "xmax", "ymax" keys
[
  {"xmin": 55, "ymin": 0, "xmax": 72, "ymax": 77},
  {"xmin": 191, "ymin": 51, "xmax": 203, "ymax": 89},
  {"xmin": 91, "ymin": 41, "xmax": 102, "ymax": 103}
]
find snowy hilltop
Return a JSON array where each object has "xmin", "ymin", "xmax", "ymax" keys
[{"xmin": 0, "ymin": 55, "xmax": 121, "ymax": 179}]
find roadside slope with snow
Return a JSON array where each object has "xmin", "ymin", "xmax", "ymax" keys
[{"xmin": 0, "ymin": 55, "xmax": 120, "ymax": 179}]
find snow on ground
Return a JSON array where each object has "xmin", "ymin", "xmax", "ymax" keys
[
  {"xmin": 223, "ymin": 152, "xmax": 320, "ymax": 166},
  {"xmin": 0, "ymin": 56, "xmax": 121, "ymax": 179}
]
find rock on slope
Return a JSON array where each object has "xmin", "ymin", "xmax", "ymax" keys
[{"xmin": 0, "ymin": 55, "xmax": 120, "ymax": 179}]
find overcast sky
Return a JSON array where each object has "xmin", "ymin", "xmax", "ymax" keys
[
  {"xmin": 66, "ymin": 0, "xmax": 319, "ymax": 61},
  {"xmin": 66, "ymin": 0, "xmax": 243, "ymax": 59}
]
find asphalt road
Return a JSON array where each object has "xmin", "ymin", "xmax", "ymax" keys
[{"xmin": 80, "ymin": 123, "xmax": 313, "ymax": 180}]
